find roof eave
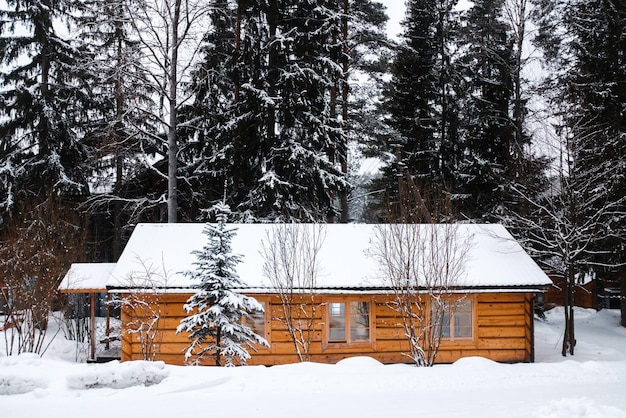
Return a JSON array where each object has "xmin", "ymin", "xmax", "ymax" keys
[{"xmin": 106, "ymin": 284, "xmax": 551, "ymax": 295}]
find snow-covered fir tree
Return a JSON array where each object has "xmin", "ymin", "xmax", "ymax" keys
[
  {"xmin": 179, "ymin": 0, "xmax": 395, "ymax": 223},
  {"xmin": 177, "ymin": 201, "xmax": 268, "ymax": 366},
  {"xmin": 385, "ymin": 0, "xmax": 447, "ymax": 184},
  {"xmin": 0, "ymin": 0, "xmax": 92, "ymax": 225},
  {"xmin": 338, "ymin": 0, "xmax": 391, "ymax": 222},
  {"xmin": 372, "ymin": 0, "xmax": 462, "ymax": 221},
  {"xmin": 455, "ymin": 0, "xmax": 515, "ymax": 220},
  {"xmin": 177, "ymin": 0, "xmax": 251, "ymax": 221}
]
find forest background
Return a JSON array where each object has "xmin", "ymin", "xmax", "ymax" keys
[{"xmin": 0, "ymin": 0, "xmax": 624, "ymax": 331}]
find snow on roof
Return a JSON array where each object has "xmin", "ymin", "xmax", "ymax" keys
[
  {"xmin": 108, "ymin": 223, "xmax": 552, "ymax": 292},
  {"xmin": 59, "ymin": 263, "xmax": 117, "ymax": 293}
]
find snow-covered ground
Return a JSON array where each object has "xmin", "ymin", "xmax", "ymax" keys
[{"xmin": 1, "ymin": 307, "xmax": 625, "ymax": 418}]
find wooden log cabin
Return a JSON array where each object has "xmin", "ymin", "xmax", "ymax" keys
[{"xmin": 97, "ymin": 223, "xmax": 552, "ymax": 366}]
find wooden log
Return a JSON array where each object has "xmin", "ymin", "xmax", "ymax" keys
[
  {"xmin": 476, "ymin": 337, "xmax": 527, "ymax": 350},
  {"xmin": 477, "ymin": 315, "xmax": 526, "ymax": 327},
  {"xmin": 478, "ymin": 326, "xmax": 527, "ymax": 338},
  {"xmin": 477, "ymin": 302, "xmax": 526, "ymax": 316},
  {"xmin": 477, "ymin": 293, "xmax": 527, "ymax": 303}
]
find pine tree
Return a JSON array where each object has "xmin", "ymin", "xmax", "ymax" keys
[
  {"xmin": 373, "ymin": 0, "xmax": 461, "ymax": 221},
  {"xmin": 455, "ymin": 0, "xmax": 515, "ymax": 220},
  {"xmin": 237, "ymin": 0, "xmax": 348, "ymax": 222},
  {"xmin": 496, "ymin": 0, "xmax": 551, "ymax": 262},
  {"xmin": 177, "ymin": 202, "xmax": 268, "ymax": 366},
  {"xmin": 386, "ymin": 0, "xmax": 440, "ymax": 183},
  {"xmin": 178, "ymin": 0, "xmax": 259, "ymax": 221},
  {"xmin": 561, "ymin": 0, "xmax": 626, "ymax": 273},
  {"xmin": 337, "ymin": 0, "xmax": 391, "ymax": 222},
  {"xmin": 0, "ymin": 0, "xmax": 92, "ymax": 225},
  {"xmin": 180, "ymin": 0, "xmax": 351, "ymax": 222}
]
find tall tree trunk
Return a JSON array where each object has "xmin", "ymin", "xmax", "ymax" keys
[
  {"xmin": 562, "ymin": 261, "xmax": 576, "ymax": 356},
  {"xmin": 620, "ymin": 267, "xmax": 626, "ymax": 327},
  {"xmin": 339, "ymin": 0, "xmax": 349, "ymax": 223},
  {"xmin": 215, "ymin": 326, "xmax": 221, "ymax": 366},
  {"xmin": 266, "ymin": 1, "xmax": 278, "ymax": 144},
  {"xmin": 114, "ymin": 14, "xmax": 124, "ymax": 257},
  {"xmin": 168, "ymin": 0, "xmax": 181, "ymax": 223},
  {"xmin": 234, "ymin": 2, "xmax": 241, "ymax": 104},
  {"xmin": 327, "ymin": 29, "xmax": 337, "ymax": 224},
  {"xmin": 438, "ymin": 12, "xmax": 447, "ymax": 183},
  {"xmin": 40, "ymin": 43, "xmax": 50, "ymax": 156},
  {"xmin": 507, "ymin": 0, "xmax": 527, "ymax": 174}
]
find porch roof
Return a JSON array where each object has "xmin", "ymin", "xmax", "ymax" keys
[{"xmin": 59, "ymin": 263, "xmax": 116, "ymax": 293}]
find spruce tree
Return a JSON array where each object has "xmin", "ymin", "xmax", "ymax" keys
[
  {"xmin": 181, "ymin": 0, "xmax": 392, "ymax": 223},
  {"xmin": 561, "ymin": 0, "xmax": 626, "ymax": 273},
  {"xmin": 239, "ymin": 0, "xmax": 348, "ymax": 222},
  {"xmin": 386, "ymin": 0, "xmax": 440, "ymax": 183},
  {"xmin": 181, "ymin": 0, "xmax": 350, "ymax": 222},
  {"xmin": 373, "ymin": 0, "xmax": 461, "ymax": 221},
  {"xmin": 336, "ymin": 0, "xmax": 390, "ymax": 222},
  {"xmin": 177, "ymin": 202, "xmax": 268, "ymax": 366},
  {"xmin": 179, "ymin": 0, "xmax": 265, "ymax": 221},
  {"xmin": 0, "ymin": 0, "xmax": 92, "ymax": 224},
  {"xmin": 455, "ymin": 0, "xmax": 515, "ymax": 220}
]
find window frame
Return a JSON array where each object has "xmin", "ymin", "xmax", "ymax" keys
[
  {"xmin": 323, "ymin": 296, "xmax": 375, "ymax": 350},
  {"xmin": 433, "ymin": 296, "xmax": 475, "ymax": 342}
]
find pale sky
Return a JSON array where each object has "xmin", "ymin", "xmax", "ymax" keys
[
  {"xmin": 379, "ymin": 0, "xmax": 475, "ymax": 40},
  {"xmin": 379, "ymin": 0, "xmax": 405, "ymax": 40}
]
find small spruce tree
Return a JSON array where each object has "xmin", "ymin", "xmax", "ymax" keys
[{"xmin": 177, "ymin": 202, "xmax": 268, "ymax": 366}]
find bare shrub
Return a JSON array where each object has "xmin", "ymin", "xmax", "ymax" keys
[
  {"xmin": 371, "ymin": 167, "xmax": 471, "ymax": 366},
  {"xmin": 370, "ymin": 223, "xmax": 470, "ymax": 366},
  {"xmin": 0, "ymin": 196, "xmax": 87, "ymax": 356},
  {"xmin": 261, "ymin": 224, "xmax": 326, "ymax": 362},
  {"xmin": 113, "ymin": 258, "xmax": 168, "ymax": 361}
]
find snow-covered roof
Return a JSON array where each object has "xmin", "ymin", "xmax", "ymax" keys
[
  {"xmin": 59, "ymin": 263, "xmax": 117, "ymax": 293},
  {"xmin": 107, "ymin": 223, "xmax": 552, "ymax": 293}
]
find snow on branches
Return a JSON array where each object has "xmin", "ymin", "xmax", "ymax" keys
[{"xmin": 177, "ymin": 202, "xmax": 268, "ymax": 366}]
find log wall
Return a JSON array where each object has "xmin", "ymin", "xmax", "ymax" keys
[{"xmin": 120, "ymin": 291, "xmax": 536, "ymax": 365}]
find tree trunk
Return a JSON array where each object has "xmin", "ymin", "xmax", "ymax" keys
[
  {"xmin": 40, "ymin": 43, "xmax": 50, "ymax": 156},
  {"xmin": 562, "ymin": 264, "xmax": 576, "ymax": 356},
  {"xmin": 620, "ymin": 268, "xmax": 626, "ymax": 327},
  {"xmin": 234, "ymin": 2, "xmax": 241, "ymax": 104},
  {"xmin": 509, "ymin": 0, "xmax": 527, "ymax": 172},
  {"xmin": 326, "ymin": 32, "xmax": 337, "ymax": 224},
  {"xmin": 114, "ymin": 18, "xmax": 124, "ymax": 258},
  {"xmin": 215, "ymin": 326, "xmax": 222, "ymax": 366},
  {"xmin": 267, "ymin": 1, "xmax": 278, "ymax": 144},
  {"xmin": 167, "ymin": 0, "xmax": 181, "ymax": 223},
  {"xmin": 339, "ymin": 0, "xmax": 349, "ymax": 223}
]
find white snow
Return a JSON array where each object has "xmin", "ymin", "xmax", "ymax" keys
[
  {"xmin": 2, "ymin": 307, "xmax": 625, "ymax": 418},
  {"xmin": 106, "ymin": 223, "xmax": 551, "ymax": 291},
  {"xmin": 58, "ymin": 263, "xmax": 116, "ymax": 292}
]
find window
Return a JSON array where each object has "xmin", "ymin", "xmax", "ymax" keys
[
  {"xmin": 328, "ymin": 300, "xmax": 370, "ymax": 344},
  {"xmin": 434, "ymin": 299, "xmax": 473, "ymax": 340},
  {"xmin": 242, "ymin": 300, "xmax": 269, "ymax": 346},
  {"xmin": 246, "ymin": 301, "xmax": 266, "ymax": 336}
]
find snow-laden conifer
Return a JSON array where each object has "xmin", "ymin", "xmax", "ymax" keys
[
  {"xmin": 177, "ymin": 202, "xmax": 268, "ymax": 366},
  {"xmin": 0, "ymin": 0, "xmax": 92, "ymax": 224},
  {"xmin": 455, "ymin": 0, "xmax": 515, "ymax": 220}
]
